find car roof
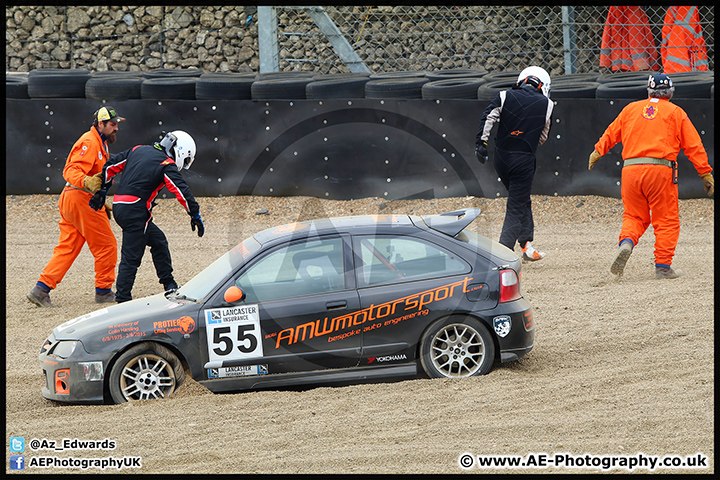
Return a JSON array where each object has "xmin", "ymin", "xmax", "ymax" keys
[{"xmin": 252, "ymin": 208, "xmax": 481, "ymax": 245}]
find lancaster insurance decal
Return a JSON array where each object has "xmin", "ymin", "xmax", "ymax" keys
[
  {"xmin": 208, "ymin": 364, "xmax": 268, "ymax": 378},
  {"xmin": 267, "ymin": 276, "xmax": 473, "ymax": 349},
  {"xmin": 204, "ymin": 305, "xmax": 263, "ymax": 363}
]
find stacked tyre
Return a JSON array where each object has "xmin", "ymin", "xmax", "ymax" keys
[
  {"xmin": 195, "ymin": 72, "xmax": 256, "ymax": 100},
  {"xmin": 85, "ymin": 71, "xmax": 145, "ymax": 100},
  {"xmin": 596, "ymin": 71, "xmax": 713, "ymax": 99},
  {"xmin": 251, "ymin": 72, "xmax": 316, "ymax": 100},
  {"xmin": 6, "ymin": 72, "xmax": 29, "ymax": 99},
  {"xmin": 141, "ymin": 68, "xmax": 203, "ymax": 100},
  {"xmin": 27, "ymin": 68, "xmax": 91, "ymax": 98},
  {"xmin": 306, "ymin": 73, "xmax": 371, "ymax": 99}
]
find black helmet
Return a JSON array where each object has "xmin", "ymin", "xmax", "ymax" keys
[{"xmin": 648, "ymin": 73, "xmax": 673, "ymax": 90}]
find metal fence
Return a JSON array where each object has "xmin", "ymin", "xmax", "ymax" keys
[
  {"xmin": 5, "ymin": 5, "xmax": 715, "ymax": 76},
  {"xmin": 272, "ymin": 5, "xmax": 714, "ymax": 75}
]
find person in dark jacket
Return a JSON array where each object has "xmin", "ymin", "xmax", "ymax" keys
[
  {"xmin": 90, "ymin": 130, "xmax": 204, "ymax": 303},
  {"xmin": 475, "ymin": 66, "xmax": 553, "ymax": 261}
]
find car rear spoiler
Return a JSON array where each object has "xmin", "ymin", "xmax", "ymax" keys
[{"xmin": 417, "ymin": 208, "xmax": 481, "ymax": 237}]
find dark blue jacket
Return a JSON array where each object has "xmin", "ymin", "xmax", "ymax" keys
[{"xmin": 476, "ymin": 84, "xmax": 554, "ymax": 154}]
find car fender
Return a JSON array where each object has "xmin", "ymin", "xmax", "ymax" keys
[
  {"xmin": 102, "ymin": 336, "xmax": 194, "ymax": 387},
  {"xmin": 415, "ymin": 312, "xmax": 502, "ymax": 363}
]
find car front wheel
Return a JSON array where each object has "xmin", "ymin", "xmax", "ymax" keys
[
  {"xmin": 108, "ymin": 342, "xmax": 185, "ymax": 403},
  {"xmin": 420, "ymin": 317, "xmax": 495, "ymax": 378}
]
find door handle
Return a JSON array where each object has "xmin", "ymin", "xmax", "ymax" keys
[{"xmin": 325, "ymin": 300, "xmax": 347, "ymax": 310}]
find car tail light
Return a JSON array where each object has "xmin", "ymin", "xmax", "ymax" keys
[
  {"xmin": 499, "ymin": 269, "xmax": 521, "ymax": 303},
  {"xmin": 55, "ymin": 369, "xmax": 70, "ymax": 395}
]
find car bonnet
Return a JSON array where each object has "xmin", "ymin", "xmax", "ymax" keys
[{"xmin": 51, "ymin": 293, "xmax": 192, "ymax": 341}]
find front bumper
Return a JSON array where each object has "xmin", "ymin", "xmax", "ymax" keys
[{"xmin": 39, "ymin": 336, "xmax": 107, "ymax": 404}]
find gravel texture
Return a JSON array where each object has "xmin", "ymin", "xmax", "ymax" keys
[{"xmin": 5, "ymin": 193, "xmax": 714, "ymax": 474}]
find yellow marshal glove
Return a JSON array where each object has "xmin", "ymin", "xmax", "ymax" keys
[
  {"xmin": 588, "ymin": 150, "xmax": 602, "ymax": 170},
  {"xmin": 83, "ymin": 173, "xmax": 103, "ymax": 193},
  {"xmin": 700, "ymin": 172, "xmax": 714, "ymax": 197}
]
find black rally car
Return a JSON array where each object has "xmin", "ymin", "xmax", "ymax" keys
[{"xmin": 39, "ymin": 208, "xmax": 535, "ymax": 404}]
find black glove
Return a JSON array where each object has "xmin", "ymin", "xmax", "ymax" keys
[
  {"xmin": 475, "ymin": 141, "xmax": 488, "ymax": 164},
  {"xmin": 89, "ymin": 186, "xmax": 108, "ymax": 211},
  {"xmin": 191, "ymin": 214, "xmax": 204, "ymax": 237}
]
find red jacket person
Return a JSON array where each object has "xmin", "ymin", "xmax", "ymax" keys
[
  {"xmin": 588, "ymin": 73, "xmax": 713, "ymax": 279},
  {"xmin": 91, "ymin": 130, "xmax": 204, "ymax": 302}
]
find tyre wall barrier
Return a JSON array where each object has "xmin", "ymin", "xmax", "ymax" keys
[
  {"xmin": 5, "ymin": 97, "xmax": 713, "ymax": 199},
  {"xmin": 8, "ymin": 69, "xmax": 713, "ymax": 102}
]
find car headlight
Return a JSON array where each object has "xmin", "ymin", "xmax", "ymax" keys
[
  {"xmin": 49, "ymin": 340, "xmax": 78, "ymax": 359},
  {"xmin": 40, "ymin": 333, "xmax": 56, "ymax": 354}
]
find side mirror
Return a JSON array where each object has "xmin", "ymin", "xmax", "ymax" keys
[{"xmin": 223, "ymin": 286, "xmax": 245, "ymax": 304}]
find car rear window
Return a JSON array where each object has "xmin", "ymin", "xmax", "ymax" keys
[
  {"xmin": 354, "ymin": 235, "xmax": 470, "ymax": 287},
  {"xmin": 455, "ymin": 229, "xmax": 517, "ymax": 262}
]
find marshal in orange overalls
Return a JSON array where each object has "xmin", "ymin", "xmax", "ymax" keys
[
  {"xmin": 37, "ymin": 126, "xmax": 117, "ymax": 292},
  {"xmin": 594, "ymin": 97, "xmax": 711, "ymax": 268},
  {"xmin": 661, "ymin": 6, "xmax": 710, "ymax": 73},
  {"xmin": 599, "ymin": 6, "xmax": 660, "ymax": 72}
]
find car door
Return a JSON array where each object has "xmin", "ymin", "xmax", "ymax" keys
[
  {"xmin": 351, "ymin": 234, "xmax": 474, "ymax": 365},
  {"xmin": 200, "ymin": 234, "xmax": 362, "ymax": 380}
]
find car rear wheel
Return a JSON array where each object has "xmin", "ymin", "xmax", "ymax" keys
[
  {"xmin": 420, "ymin": 317, "xmax": 495, "ymax": 378},
  {"xmin": 108, "ymin": 342, "xmax": 185, "ymax": 403}
]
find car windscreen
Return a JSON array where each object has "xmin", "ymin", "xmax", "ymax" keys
[{"xmin": 178, "ymin": 236, "xmax": 262, "ymax": 300}]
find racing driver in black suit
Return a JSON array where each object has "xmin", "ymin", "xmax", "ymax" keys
[
  {"xmin": 475, "ymin": 66, "xmax": 553, "ymax": 262},
  {"xmin": 90, "ymin": 130, "xmax": 204, "ymax": 303}
]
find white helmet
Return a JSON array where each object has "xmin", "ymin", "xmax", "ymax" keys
[
  {"xmin": 159, "ymin": 130, "xmax": 196, "ymax": 170},
  {"xmin": 517, "ymin": 66, "xmax": 551, "ymax": 98}
]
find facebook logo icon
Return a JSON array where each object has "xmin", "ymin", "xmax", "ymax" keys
[{"xmin": 10, "ymin": 455, "xmax": 25, "ymax": 470}]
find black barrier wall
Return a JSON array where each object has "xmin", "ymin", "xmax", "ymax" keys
[{"xmin": 5, "ymin": 98, "xmax": 714, "ymax": 199}]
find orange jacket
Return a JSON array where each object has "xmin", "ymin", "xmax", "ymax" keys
[
  {"xmin": 594, "ymin": 97, "xmax": 710, "ymax": 175},
  {"xmin": 600, "ymin": 6, "xmax": 660, "ymax": 72},
  {"xmin": 63, "ymin": 126, "xmax": 110, "ymax": 190},
  {"xmin": 661, "ymin": 6, "xmax": 709, "ymax": 73}
]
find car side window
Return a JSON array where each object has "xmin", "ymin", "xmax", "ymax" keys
[
  {"xmin": 354, "ymin": 235, "xmax": 470, "ymax": 287},
  {"xmin": 235, "ymin": 237, "xmax": 345, "ymax": 302}
]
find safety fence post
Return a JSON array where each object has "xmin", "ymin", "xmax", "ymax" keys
[
  {"xmin": 562, "ymin": 6, "xmax": 578, "ymax": 74},
  {"xmin": 258, "ymin": 6, "xmax": 280, "ymax": 73}
]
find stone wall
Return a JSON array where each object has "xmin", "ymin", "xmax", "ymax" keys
[{"xmin": 6, "ymin": 6, "xmax": 260, "ymax": 73}]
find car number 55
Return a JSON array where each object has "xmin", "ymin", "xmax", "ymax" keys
[{"xmin": 204, "ymin": 306, "xmax": 264, "ymax": 363}]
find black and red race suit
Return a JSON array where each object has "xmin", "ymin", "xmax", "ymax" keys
[{"xmin": 103, "ymin": 144, "xmax": 200, "ymax": 302}]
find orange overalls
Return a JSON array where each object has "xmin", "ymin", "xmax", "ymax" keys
[
  {"xmin": 37, "ymin": 127, "xmax": 117, "ymax": 291},
  {"xmin": 661, "ymin": 6, "xmax": 710, "ymax": 73},
  {"xmin": 599, "ymin": 6, "xmax": 660, "ymax": 72},
  {"xmin": 594, "ymin": 97, "xmax": 711, "ymax": 268}
]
